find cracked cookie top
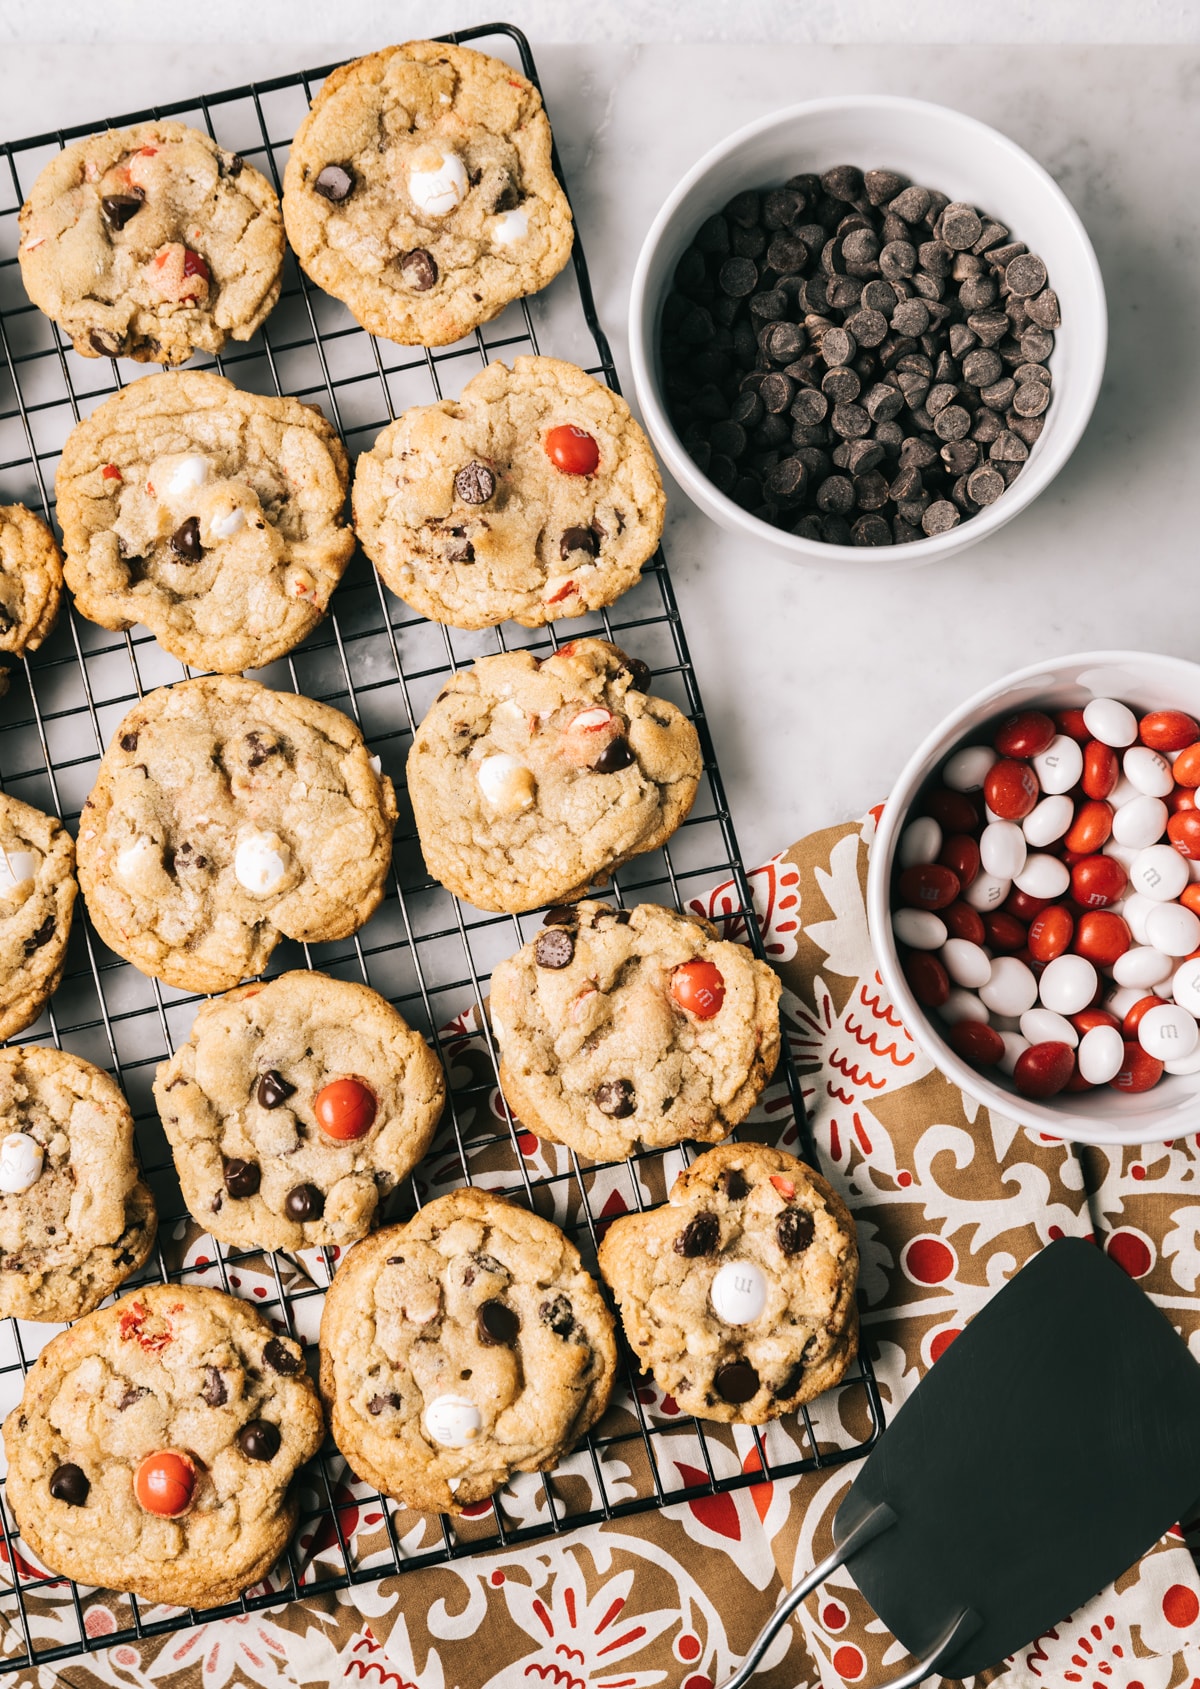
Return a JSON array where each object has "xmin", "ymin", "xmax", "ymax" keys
[
  {"xmin": 77, "ymin": 676, "xmax": 397, "ymax": 994},
  {"xmin": 3, "ymin": 1285, "xmax": 323, "ymax": 1609},
  {"xmin": 18, "ymin": 121, "xmax": 284, "ymax": 365},
  {"xmin": 407, "ymin": 639, "xmax": 702, "ymax": 913},
  {"xmin": 156, "ymin": 970, "xmax": 445, "ymax": 1251},
  {"xmin": 0, "ymin": 1045, "xmax": 154, "ymax": 1324},
  {"xmin": 352, "ymin": 356, "xmax": 665, "ymax": 629},
  {"xmin": 491, "ymin": 900, "xmax": 782, "ymax": 1160},
  {"xmin": 56, "ymin": 371, "xmax": 354, "ymax": 673},
  {"xmin": 282, "ymin": 41, "xmax": 573, "ymax": 347},
  {"xmin": 598, "ymin": 1142, "xmax": 859, "ymax": 1424},
  {"xmin": 320, "ymin": 1187, "xmax": 616, "ymax": 1512}
]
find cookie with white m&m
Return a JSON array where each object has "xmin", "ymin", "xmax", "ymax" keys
[
  {"xmin": 352, "ymin": 356, "xmax": 665, "ymax": 629},
  {"xmin": 77, "ymin": 676, "xmax": 397, "ymax": 994},
  {"xmin": 490, "ymin": 901, "xmax": 781, "ymax": 1160},
  {"xmin": 598, "ymin": 1142, "xmax": 859, "ymax": 1424},
  {"xmin": 407, "ymin": 639, "xmax": 701, "ymax": 912},
  {"xmin": 319, "ymin": 1187, "xmax": 616, "ymax": 1512}
]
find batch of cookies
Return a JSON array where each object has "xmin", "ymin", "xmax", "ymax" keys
[{"xmin": 0, "ymin": 41, "xmax": 860, "ymax": 1612}]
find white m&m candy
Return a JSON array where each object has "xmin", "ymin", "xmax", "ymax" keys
[
  {"xmin": 1014, "ymin": 854, "xmax": 1070, "ymax": 900},
  {"xmin": 941, "ymin": 989, "xmax": 991, "ymax": 1026},
  {"xmin": 0, "ymin": 850, "xmax": 38, "ymax": 893},
  {"xmin": 408, "ymin": 148, "xmax": 468, "ymax": 217},
  {"xmin": 166, "ymin": 453, "xmax": 210, "ymax": 497},
  {"xmin": 423, "ymin": 1394, "xmax": 481, "ymax": 1448},
  {"xmin": 1077, "ymin": 1024, "xmax": 1125, "ymax": 1085},
  {"xmin": 234, "ymin": 830, "xmax": 291, "ymax": 896},
  {"xmin": 1144, "ymin": 901, "xmax": 1200, "ymax": 957},
  {"xmin": 979, "ymin": 956, "xmax": 1039, "ymax": 1017},
  {"xmin": 1123, "ymin": 746, "xmax": 1173, "ymax": 798},
  {"xmin": 892, "ymin": 909, "xmax": 947, "ymax": 950},
  {"xmin": 0, "ymin": 1132, "xmax": 43, "ymax": 1194},
  {"xmin": 942, "ymin": 938, "xmax": 991, "ymax": 989},
  {"xmin": 1171, "ymin": 958, "xmax": 1200, "ymax": 1017},
  {"xmin": 1031, "ymin": 735, "xmax": 1083, "ymax": 795},
  {"xmin": 492, "ymin": 206, "xmax": 529, "ymax": 246},
  {"xmin": 980, "ymin": 821, "xmax": 1027, "ymax": 879},
  {"xmin": 1020, "ymin": 1008, "xmax": 1078, "ymax": 1048},
  {"xmin": 1111, "ymin": 796, "xmax": 1168, "ymax": 850},
  {"xmin": 1129, "ymin": 845, "xmax": 1189, "ymax": 903},
  {"xmin": 963, "ymin": 872, "xmax": 1010, "ymax": 911},
  {"xmin": 1083, "ymin": 697, "xmax": 1138, "ymax": 748},
  {"xmin": 898, "ymin": 817, "xmax": 942, "ymax": 868},
  {"xmin": 1038, "ymin": 953, "xmax": 1098, "ymax": 1016},
  {"xmin": 709, "ymin": 1260, "xmax": 768, "ymax": 1325},
  {"xmin": 1137, "ymin": 1002, "xmax": 1200, "ymax": 1062},
  {"xmin": 1112, "ymin": 946, "xmax": 1173, "ymax": 989},
  {"xmin": 1022, "ymin": 795, "xmax": 1073, "ymax": 848},
  {"xmin": 943, "ymin": 745, "xmax": 995, "ymax": 792}
]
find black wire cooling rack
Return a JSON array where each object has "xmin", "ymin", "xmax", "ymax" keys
[{"xmin": 0, "ymin": 23, "xmax": 883, "ymax": 1674}]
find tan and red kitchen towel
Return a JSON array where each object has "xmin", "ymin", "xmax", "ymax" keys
[{"xmin": 11, "ymin": 808, "xmax": 1200, "ymax": 1689}]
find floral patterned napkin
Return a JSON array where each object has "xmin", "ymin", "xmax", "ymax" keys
[{"xmin": 11, "ymin": 809, "xmax": 1200, "ymax": 1689}]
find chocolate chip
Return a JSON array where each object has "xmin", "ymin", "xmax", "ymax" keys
[
  {"xmin": 720, "ymin": 1168, "xmax": 749, "ymax": 1199},
  {"xmin": 939, "ymin": 202, "xmax": 982, "ymax": 250},
  {"xmin": 593, "ymin": 736, "xmax": 635, "ymax": 773},
  {"xmin": 368, "ymin": 1392, "xmax": 401, "ymax": 1414},
  {"xmin": 218, "ymin": 150, "xmax": 244, "ymax": 177},
  {"xmin": 223, "ymin": 1157, "xmax": 261, "ymax": 1199},
  {"xmin": 100, "ymin": 190, "xmax": 145, "ymax": 231},
  {"xmin": 714, "ymin": 1361, "xmax": 760, "ymax": 1404},
  {"xmin": 821, "ymin": 164, "xmax": 863, "ymax": 202},
  {"xmin": 23, "ymin": 916, "xmax": 54, "ymax": 955},
  {"xmin": 718, "ymin": 256, "xmax": 758, "ymax": 298},
  {"xmin": 540, "ymin": 1294, "xmax": 575, "ymax": 1338},
  {"xmin": 1004, "ymin": 253, "xmax": 1048, "ymax": 297},
  {"xmin": 922, "ymin": 499, "xmax": 961, "ymax": 535},
  {"xmin": 202, "ymin": 1366, "xmax": 228, "ymax": 1407},
  {"xmin": 314, "ymin": 164, "xmax": 354, "ymax": 202},
  {"xmin": 263, "ymin": 1338, "xmax": 301, "ymax": 1375},
  {"xmin": 120, "ymin": 731, "xmax": 138, "ymax": 752},
  {"xmin": 245, "ymin": 730, "xmax": 280, "ymax": 769},
  {"xmin": 117, "ymin": 1385, "xmax": 148, "ymax": 1409},
  {"xmin": 446, "ymin": 537, "xmax": 475, "ymax": 563},
  {"xmin": 560, "ymin": 525, "xmax": 599, "ymax": 559},
  {"xmin": 49, "ymin": 1463, "xmax": 89, "ymax": 1506},
  {"xmin": 543, "ymin": 906, "xmax": 577, "ymax": 927},
  {"xmin": 595, "ymin": 1079, "xmax": 635, "ymax": 1118},
  {"xmin": 170, "ymin": 516, "xmax": 202, "ymax": 562},
  {"xmin": 776, "ymin": 1359, "xmax": 807, "ymax": 1400},
  {"xmin": 623, "ymin": 658, "xmax": 652, "ymax": 693},
  {"xmin": 285, "ymin": 1183, "xmax": 324, "ymax": 1221},
  {"xmin": 454, "ymin": 462, "xmax": 495, "ymax": 504},
  {"xmin": 256, "ymin": 1070, "xmax": 295, "ymax": 1109},
  {"xmin": 394, "ymin": 248, "xmax": 440, "ymax": 296},
  {"xmin": 675, "ymin": 1212, "xmax": 719, "ymax": 1257},
  {"xmin": 777, "ymin": 1209, "xmax": 815, "ymax": 1256},
  {"xmin": 237, "ymin": 1420, "xmax": 281, "ymax": 1461},
  {"xmin": 88, "ymin": 327, "xmax": 125, "ymax": 358},
  {"xmin": 477, "ymin": 1299, "xmax": 520, "ymax": 1346},
  {"xmin": 534, "ymin": 927, "xmax": 574, "ymax": 969}
]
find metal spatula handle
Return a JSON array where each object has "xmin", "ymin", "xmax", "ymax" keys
[{"xmin": 714, "ymin": 1502, "xmax": 978, "ymax": 1689}]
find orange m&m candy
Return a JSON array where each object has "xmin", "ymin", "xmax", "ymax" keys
[
  {"xmin": 135, "ymin": 1450, "xmax": 196, "ymax": 1517},
  {"xmin": 670, "ymin": 959, "xmax": 725, "ymax": 1019},
  {"xmin": 314, "ymin": 1078, "xmax": 377, "ymax": 1141},
  {"xmin": 543, "ymin": 425, "xmax": 599, "ymax": 476}
]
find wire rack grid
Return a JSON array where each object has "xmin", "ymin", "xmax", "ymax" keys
[{"xmin": 0, "ymin": 22, "xmax": 882, "ymax": 1674}]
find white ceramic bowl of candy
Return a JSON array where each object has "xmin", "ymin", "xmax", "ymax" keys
[
  {"xmin": 866, "ymin": 651, "xmax": 1200, "ymax": 1145},
  {"xmin": 629, "ymin": 95, "xmax": 1107, "ymax": 569}
]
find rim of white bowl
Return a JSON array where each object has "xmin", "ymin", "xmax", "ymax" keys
[
  {"xmin": 629, "ymin": 94, "xmax": 1108, "ymax": 569},
  {"xmin": 866, "ymin": 649, "xmax": 1200, "ymax": 1145}
]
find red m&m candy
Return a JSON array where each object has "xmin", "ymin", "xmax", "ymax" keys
[
  {"xmin": 984, "ymin": 760, "xmax": 1039, "ymax": 821},
  {"xmin": 135, "ymin": 1450, "xmax": 196, "ymax": 1517},
  {"xmin": 544, "ymin": 425, "xmax": 599, "ymax": 476},
  {"xmin": 314, "ymin": 1078, "xmax": 377, "ymax": 1141},
  {"xmin": 994, "ymin": 711, "xmax": 1055, "ymax": 759},
  {"xmin": 671, "ymin": 959, "xmax": 725, "ymax": 1019}
]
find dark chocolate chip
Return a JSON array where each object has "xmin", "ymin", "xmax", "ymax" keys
[
  {"xmin": 263, "ymin": 1338, "xmax": 302, "ymax": 1375},
  {"xmin": 88, "ymin": 327, "xmax": 126, "ymax": 358},
  {"xmin": 285, "ymin": 1183, "xmax": 324, "ymax": 1221},
  {"xmin": 721, "ymin": 1168, "xmax": 749, "ymax": 1199},
  {"xmin": 218, "ymin": 150, "xmax": 244, "ymax": 177},
  {"xmin": 245, "ymin": 730, "xmax": 280, "ymax": 769},
  {"xmin": 446, "ymin": 537, "xmax": 475, "ymax": 563},
  {"xmin": 593, "ymin": 735, "xmax": 635, "ymax": 773},
  {"xmin": 23, "ymin": 916, "xmax": 55, "ymax": 955},
  {"xmin": 560, "ymin": 525, "xmax": 599, "ymax": 559},
  {"xmin": 595, "ymin": 1078, "xmax": 635, "ymax": 1118},
  {"xmin": 100, "ymin": 190, "xmax": 145, "ymax": 231},
  {"xmin": 477, "ymin": 1299, "xmax": 520, "ymax": 1346},
  {"xmin": 314, "ymin": 164, "xmax": 354, "ymax": 202},
  {"xmin": 202, "ymin": 1366, "xmax": 228, "ymax": 1407},
  {"xmin": 623, "ymin": 658, "xmax": 652, "ymax": 693},
  {"xmin": 777, "ymin": 1208, "xmax": 815, "ymax": 1256},
  {"xmin": 776, "ymin": 1359, "xmax": 807, "ymax": 1400},
  {"xmin": 400, "ymin": 248, "xmax": 438, "ymax": 290},
  {"xmin": 237, "ymin": 1419, "xmax": 281, "ymax": 1461},
  {"xmin": 170, "ymin": 516, "xmax": 202, "ymax": 562},
  {"xmin": 455, "ymin": 462, "xmax": 496, "ymax": 504},
  {"xmin": 674, "ymin": 1212, "xmax": 719, "ymax": 1257},
  {"xmin": 256, "ymin": 1070, "xmax": 296, "ymax": 1109},
  {"xmin": 714, "ymin": 1361, "xmax": 760, "ymax": 1404},
  {"xmin": 534, "ymin": 927, "xmax": 575, "ymax": 969},
  {"xmin": 49, "ymin": 1463, "xmax": 89, "ymax": 1506},
  {"xmin": 1004, "ymin": 252, "xmax": 1048, "ymax": 297},
  {"xmin": 223, "ymin": 1157, "xmax": 261, "ymax": 1199},
  {"xmin": 117, "ymin": 1385, "xmax": 148, "ymax": 1409},
  {"xmin": 120, "ymin": 731, "xmax": 139, "ymax": 752},
  {"xmin": 368, "ymin": 1392, "xmax": 401, "ymax": 1414},
  {"xmin": 540, "ymin": 1294, "xmax": 575, "ymax": 1338},
  {"xmin": 543, "ymin": 906, "xmax": 577, "ymax": 927}
]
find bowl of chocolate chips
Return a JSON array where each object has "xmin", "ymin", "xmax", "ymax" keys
[{"xmin": 629, "ymin": 95, "xmax": 1106, "ymax": 566}]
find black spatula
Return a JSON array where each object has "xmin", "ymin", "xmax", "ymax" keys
[{"xmin": 719, "ymin": 1237, "xmax": 1200, "ymax": 1688}]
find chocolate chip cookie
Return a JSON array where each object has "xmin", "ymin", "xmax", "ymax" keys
[
  {"xmin": 320, "ymin": 1186, "xmax": 615, "ymax": 1512},
  {"xmin": 598, "ymin": 1142, "xmax": 858, "ymax": 1424},
  {"xmin": 407, "ymin": 639, "xmax": 701, "ymax": 913},
  {"xmin": 0, "ymin": 504, "xmax": 64, "ymax": 661},
  {"xmin": 352, "ymin": 356, "xmax": 665, "ymax": 629},
  {"xmin": 18, "ymin": 121, "xmax": 284, "ymax": 365},
  {"xmin": 282, "ymin": 41, "xmax": 573, "ymax": 347},
  {"xmin": 491, "ymin": 901, "xmax": 781, "ymax": 1161},
  {"xmin": 55, "ymin": 371, "xmax": 354, "ymax": 674},
  {"xmin": 156, "ymin": 971, "xmax": 445, "ymax": 1251},
  {"xmin": 0, "ymin": 1046, "xmax": 155, "ymax": 1324},
  {"xmin": 77, "ymin": 676, "xmax": 398, "ymax": 994},
  {"xmin": 0, "ymin": 792, "xmax": 77, "ymax": 1042},
  {"xmin": 3, "ymin": 1285, "xmax": 323, "ymax": 1608}
]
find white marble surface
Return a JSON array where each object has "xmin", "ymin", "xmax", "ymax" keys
[{"xmin": 3, "ymin": 41, "xmax": 1199, "ymax": 873}]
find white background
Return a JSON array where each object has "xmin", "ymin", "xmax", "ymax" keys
[{"xmin": 2, "ymin": 2, "xmax": 1200, "ymax": 869}]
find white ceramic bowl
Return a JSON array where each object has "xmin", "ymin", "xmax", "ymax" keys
[
  {"xmin": 866, "ymin": 651, "xmax": 1200, "ymax": 1146},
  {"xmin": 629, "ymin": 96, "xmax": 1107, "ymax": 570}
]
